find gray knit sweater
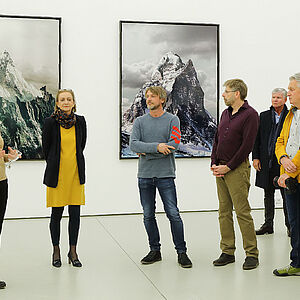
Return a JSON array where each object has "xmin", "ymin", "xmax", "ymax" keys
[{"xmin": 129, "ymin": 112, "xmax": 181, "ymax": 178}]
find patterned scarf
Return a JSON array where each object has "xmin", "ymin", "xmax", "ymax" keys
[{"xmin": 52, "ymin": 108, "xmax": 76, "ymax": 129}]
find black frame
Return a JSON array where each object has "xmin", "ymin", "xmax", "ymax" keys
[{"xmin": 119, "ymin": 20, "xmax": 220, "ymax": 159}]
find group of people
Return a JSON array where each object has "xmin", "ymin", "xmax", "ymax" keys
[
  {"xmin": 0, "ymin": 89, "xmax": 87, "ymax": 289},
  {"xmin": 130, "ymin": 73, "xmax": 300, "ymax": 276},
  {"xmin": 1, "ymin": 73, "xmax": 300, "ymax": 290}
]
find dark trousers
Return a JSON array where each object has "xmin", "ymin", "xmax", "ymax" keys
[
  {"xmin": 138, "ymin": 177, "xmax": 187, "ymax": 253},
  {"xmin": 0, "ymin": 179, "xmax": 8, "ymax": 236},
  {"xmin": 264, "ymin": 169, "xmax": 290, "ymax": 229},
  {"xmin": 285, "ymin": 184, "xmax": 300, "ymax": 267},
  {"xmin": 50, "ymin": 205, "xmax": 80, "ymax": 246}
]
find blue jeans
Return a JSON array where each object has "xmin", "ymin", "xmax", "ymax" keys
[
  {"xmin": 285, "ymin": 183, "xmax": 300, "ymax": 267},
  {"xmin": 138, "ymin": 177, "xmax": 187, "ymax": 253}
]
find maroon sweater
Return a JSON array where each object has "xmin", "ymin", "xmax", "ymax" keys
[{"xmin": 211, "ymin": 101, "xmax": 259, "ymax": 170}]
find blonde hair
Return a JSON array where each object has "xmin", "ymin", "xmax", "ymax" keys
[
  {"xmin": 54, "ymin": 89, "xmax": 76, "ymax": 112},
  {"xmin": 145, "ymin": 86, "xmax": 167, "ymax": 107}
]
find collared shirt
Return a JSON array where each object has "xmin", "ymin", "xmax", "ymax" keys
[
  {"xmin": 286, "ymin": 107, "xmax": 300, "ymax": 159},
  {"xmin": 274, "ymin": 111, "xmax": 281, "ymax": 124},
  {"xmin": 211, "ymin": 100, "xmax": 259, "ymax": 170}
]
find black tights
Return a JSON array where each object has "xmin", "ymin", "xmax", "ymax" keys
[
  {"xmin": 50, "ymin": 205, "xmax": 80, "ymax": 246},
  {"xmin": 0, "ymin": 180, "xmax": 8, "ymax": 236}
]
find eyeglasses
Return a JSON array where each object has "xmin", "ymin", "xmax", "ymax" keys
[{"xmin": 223, "ymin": 90, "xmax": 237, "ymax": 94}]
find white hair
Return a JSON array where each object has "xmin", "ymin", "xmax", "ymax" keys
[
  {"xmin": 272, "ymin": 88, "xmax": 287, "ymax": 98},
  {"xmin": 289, "ymin": 73, "xmax": 300, "ymax": 88}
]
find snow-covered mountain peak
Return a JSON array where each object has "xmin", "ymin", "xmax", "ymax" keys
[{"xmin": 0, "ymin": 50, "xmax": 42, "ymax": 101}]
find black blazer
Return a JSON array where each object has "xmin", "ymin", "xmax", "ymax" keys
[
  {"xmin": 42, "ymin": 115, "xmax": 87, "ymax": 188},
  {"xmin": 252, "ymin": 105, "xmax": 288, "ymax": 189}
]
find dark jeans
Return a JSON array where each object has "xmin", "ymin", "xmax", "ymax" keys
[
  {"xmin": 285, "ymin": 183, "xmax": 300, "ymax": 268},
  {"xmin": 264, "ymin": 185, "xmax": 289, "ymax": 229},
  {"xmin": 138, "ymin": 177, "xmax": 187, "ymax": 253},
  {"xmin": 0, "ymin": 179, "xmax": 8, "ymax": 236},
  {"xmin": 50, "ymin": 205, "xmax": 80, "ymax": 246}
]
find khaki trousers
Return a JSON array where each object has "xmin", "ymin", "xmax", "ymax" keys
[{"xmin": 216, "ymin": 160, "xmax": 259, "ymax": 258}]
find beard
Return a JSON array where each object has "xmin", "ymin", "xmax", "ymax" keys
[
  {"xmin": 224, "ymin": 99, "xmax": 232, "ymax": 107},
  {"xmin": 147, "ymin": 103, "xmax": 160, "ymax": 110}
]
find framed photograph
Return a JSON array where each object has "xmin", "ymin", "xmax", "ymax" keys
[
  {"xmin": 0, "ymin": 15, "xmax": 61, "ymax": 159},
  {"xmin": 120, "ymin": 20, "xmax": 219, "ymax": 159}
]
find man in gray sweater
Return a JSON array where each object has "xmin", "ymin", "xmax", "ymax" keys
[{"xmin": 130, "ymin": 86, "xmax": 192, "ymax": 268}]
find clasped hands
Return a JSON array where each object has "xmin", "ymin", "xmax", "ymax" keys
[
  {"xmin": 211, "ymin": 164, "xmax": 231, "ymax": 177},
  {"xmin": 277, "ymin": 156, "xmax": 297, "ymax": 188},
  {"xmin": 137, "ymin": 143, "xmax": 175, "ymax": 157},
  {"xmin": 0, "ymin": 146, "xmax": 21, "ymax": 160}
]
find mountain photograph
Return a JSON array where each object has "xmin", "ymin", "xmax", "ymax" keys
[
  {"xmin": 120, "ymin": 22, "xmax": 219, "ymax": 158},
  {"xmin": 0, "ymin": 16, "xmax": 60, "ymax": 159}
]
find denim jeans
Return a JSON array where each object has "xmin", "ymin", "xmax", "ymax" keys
[
  {"xmin": 138, "ymin": 177, "xmax": 187, "ymax": 253},
  {"xmin": 285, "ymin": 183, "xmax": 300, "ymax": 267}
]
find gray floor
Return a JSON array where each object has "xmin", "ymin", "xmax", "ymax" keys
[{"xmin": 0, "ymin": 209, "xmax": 300, "ymax": 300}]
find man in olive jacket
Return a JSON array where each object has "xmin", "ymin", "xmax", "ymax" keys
[{"xmin": 252, "ymin": 88, "xmax": 290, "ymax": 235}]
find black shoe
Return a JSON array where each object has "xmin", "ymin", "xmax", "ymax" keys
[
  {"xmin": 243, "ymin": 256, "xmax": 259, "ymax": 270},
  {"xmin": 0, "ymin": 281, "xmax": 6, "ymax": 289},
  {"xmin": 213, "ymin": 253, "xmax": 235, "ymax": 266},
  {"xmin": 255, "ymin": 224, "xmax": 273, "ymax": 235},
  {"xmin": 141, "ymin": 251, "xmax": 162, "ymax": 265},
  {"xmin": 68, "ymin": 252, "xmax": 82, "ymax": 267},
  {"xmin": 52, "ymin": 254, "xmax": 62, "ymax": 268},
  {"xmin": 178, "ymin": 253, "xmax": 192, "ymax": 268}
]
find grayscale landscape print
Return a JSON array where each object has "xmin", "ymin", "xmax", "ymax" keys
[
  {"xmin": 0, "ymin": 16, "xmax": 60, "ymax": 159},
  {"xmin": 120, "ymin": 21, "xmax": 219, "ymax": 158}
]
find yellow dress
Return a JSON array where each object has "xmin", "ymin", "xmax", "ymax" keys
[{"xmin": 47, "ymin": 126, "xmax": 85, "ymax": 207}]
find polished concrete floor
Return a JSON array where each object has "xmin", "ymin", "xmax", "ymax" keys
[{"xmin": 0, "ymin": 209, "xmax": 299, "ymax": 300}]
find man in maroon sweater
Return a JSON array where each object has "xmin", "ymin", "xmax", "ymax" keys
[{"xmin": 211, "ymin": 79, "xmax": 259, "ymax": 270}]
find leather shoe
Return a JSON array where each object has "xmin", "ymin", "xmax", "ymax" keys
[
  {"xmin": 243, "ymin": 256, "xmax": 259, "ymax": 270},
  {"xmin": 255, "ymin": 224, "xmax": 273, "ymax": 235},
  {"xmin": 0, "ymin": 281, "xmax": 6, "ymax": 289},
  {"xmin": 213, "ymin": 253, "xmax": 235, "ymax": 266}
]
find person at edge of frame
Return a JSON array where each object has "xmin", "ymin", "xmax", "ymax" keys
[
  {"xmin": 0, "ymin": 141, "xmax": 20, "ymax": 290},
  {"xmin": 129, "ymin": 85, "xmax": 192, "ymax": 268},
  {"xmin": 273, "ymin": 73, "xmax": 300, "ymax": 276},
  {"xmin": 252, "ymin": 88, "xmax": 290, "ymax": 236},
  {"xmin": 210, "ymin": 78, "xmax": 259, "ymax": 270},
  {"xmin": 42, "ymin": 89, "xmax": 87, "ymax": 269}
]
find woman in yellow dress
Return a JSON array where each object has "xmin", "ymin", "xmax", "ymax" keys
[{"xmin": 42, "ymin": 89, "xmax": 86, "ymax": 268}]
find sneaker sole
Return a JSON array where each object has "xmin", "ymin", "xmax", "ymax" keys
[
  {"xmin": 141, "ymin": 258, "xmax": 162, "ymax": 265},
  {"xmin": 273, "ymin": 270, "xmax": 300, "ymax": 276}
]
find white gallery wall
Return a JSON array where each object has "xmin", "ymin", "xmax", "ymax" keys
[{"xmin": 0, "ymin": 0, "xmax": 298, "ymax": 218}]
